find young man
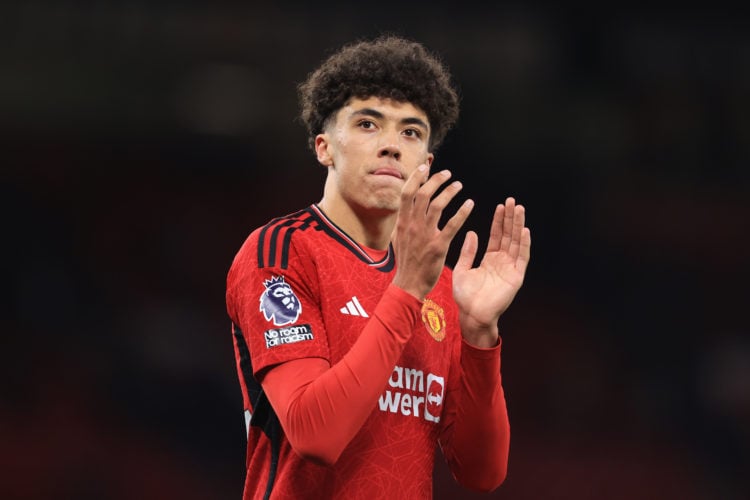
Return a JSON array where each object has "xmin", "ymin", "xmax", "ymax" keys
[{"xmin": 226, "ymin": 35, "xmax": 531, "ymax": 499}]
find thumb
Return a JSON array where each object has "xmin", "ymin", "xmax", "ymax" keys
[{"xmin": 454, "ymin": 231, "xmax": 478, "ymax": 273}]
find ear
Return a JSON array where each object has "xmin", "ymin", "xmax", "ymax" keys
[
  {"xmin": 425, "ymin": 152, "xmax": 434, "ymax": 168},
  {"xmin": 315, "ymin": 134, "xmax": 334, "ymax": 167}
]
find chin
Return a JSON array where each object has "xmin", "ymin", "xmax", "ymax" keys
[
  {"xmin": 361, "ymin": 195, "xmax": 400, "ymax": 215},
  {"xmin": 375, "ymin": 194, "xmax": 402, "ymax": 211}
]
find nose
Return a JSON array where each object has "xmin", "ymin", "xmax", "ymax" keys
[
  {"xmin": 378, "ymin": 145, "xmax": 401, "ymax": 160},
  {"xmin": 377, "ymin": 132, "xmax": 401, "ymax": 160}
]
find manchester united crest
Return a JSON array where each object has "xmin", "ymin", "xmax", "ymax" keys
[{"xmin": 421, "ymin": 299, "xmax": 446, "ymax": 341}]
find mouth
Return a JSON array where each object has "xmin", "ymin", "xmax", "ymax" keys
[{"xmin": 371, "ymin": 167, "xmax": 404, "ymax": 180}]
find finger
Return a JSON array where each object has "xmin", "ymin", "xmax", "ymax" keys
[
  {"xmin": 400, "ymin": 164, "xmax": 430, "ymax": 216},
  {"xmin": 508, "ymin": 204, "xmax": 526, "ymax": 260},
  {"xmin": 414, "ymin": 169, "xmax": 452, "ymax": 216},
  {"xmin": 454, "ymin": 230, "xmax": 478, "ymax": 273},
  {"xmin": 426, "ymin": 180, "xmax": 463, "ymax": 226},
  {"xmin": 487, "ymin": 203, "xmax": 505, "ymax": 252},
  {"xmin": 516, "ymin": 227, "xmax": 532, "ymax": 276},
  {"xmin": 499, "ymin": 197, "xmax": 516, "ymax": 252},
  {"xmin": 439, "ymin": 198, "xmax": 474, "ymax": 244}
]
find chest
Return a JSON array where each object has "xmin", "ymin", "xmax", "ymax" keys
[{"xmin": 311, "ymin": 249, "xmax": 459, "ymax": 374}]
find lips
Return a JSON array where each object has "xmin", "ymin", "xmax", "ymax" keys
[{"xmin": 371, "ymin": 167, "xmax": 403, "ymax": 179}]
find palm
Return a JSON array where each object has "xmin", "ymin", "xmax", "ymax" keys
[
  {"xmin": 452, "ymin": 198, "xmax": 531, "ymax": 334},
  {"xmin": 454, "ymin": 247, "xmax": 526, "ymax": 326}
]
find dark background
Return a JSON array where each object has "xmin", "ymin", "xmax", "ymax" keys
[{"xmin": 3, "ymin": 2, "xmax": 749, "ymax": 499}]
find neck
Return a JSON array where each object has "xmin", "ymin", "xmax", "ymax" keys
[{"xmin": 317, "ymin": 196, "xmax": 396, "ymax": 250}]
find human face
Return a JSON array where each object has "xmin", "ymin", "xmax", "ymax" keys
[{"xmin": 315, "ymin": 96, "xmax": 434, "ymax": 218}]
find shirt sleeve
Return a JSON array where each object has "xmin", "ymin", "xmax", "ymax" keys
[
  {"xmin": 438, "ymin": 338, "xmax": 510, "ymax": 492},
  {"xmin": 260, "ymin": 284, "xmax": 422, "ymax": 465},
  {"xmin": 227, "ymin": 229, "xmax": 330, "ymax": 376}
]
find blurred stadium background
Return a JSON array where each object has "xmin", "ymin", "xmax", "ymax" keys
[{"xmin": 2, "ymin": 2, "xmax": 748, "ymax": 499}]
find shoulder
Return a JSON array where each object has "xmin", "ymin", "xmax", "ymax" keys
[
  {"xmin": 232, "ymin": 206, "xmax": 320, "ymax": 270},
  {"xmin": 226, "ymin": 207, "xmax": 322, "ymax": 314}
]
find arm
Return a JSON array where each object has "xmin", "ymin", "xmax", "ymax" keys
[
  {"xmin": 439, "ymin": 340, "xmax": 509, "ymax": 492},
  {"xmin": 443, "ymin": 197, "xmax": 530, "ymax": 488},
  {"xmin": 261, "ymin": 284, "xmax": 420, "ymax": 465}
]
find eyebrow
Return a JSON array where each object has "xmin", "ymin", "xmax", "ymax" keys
[{"xmin": 351, "ymin": 108, "xmax": 429, "ymax": 132}]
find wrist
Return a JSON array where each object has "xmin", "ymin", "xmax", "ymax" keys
[
  {"xmin": 460, "ymin": 315, "xmax": 500, "ymax": 348},
  {"xmin": 391, "ymin": 276, "xmax": 427, "ymax": 301}
]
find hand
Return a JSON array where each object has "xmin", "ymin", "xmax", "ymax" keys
[
  {"xmin": 453, "ymin": 197, "xmax": 531, "ymax": 347},
  {"xmin": 391, "ymin": 165, "xmax": 474, "ymax": 300}
]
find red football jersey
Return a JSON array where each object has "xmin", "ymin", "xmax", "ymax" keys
[{"xmin": 226, "ymin": 205, "xmax": 468, "ymax": 499}]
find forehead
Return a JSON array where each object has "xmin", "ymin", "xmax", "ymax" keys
[{"xmin": 336, "ymin": 96, "xmax": 429, "ymax": 125}]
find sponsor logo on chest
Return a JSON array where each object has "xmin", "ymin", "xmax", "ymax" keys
[{"xmin": 378, "ymin": 365, "xmax": 445, "ymax": 423}]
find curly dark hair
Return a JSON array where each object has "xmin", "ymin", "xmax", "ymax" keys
[{"xmin": 298, "ymin": 35, "xmax": 460, "ymax": 152}]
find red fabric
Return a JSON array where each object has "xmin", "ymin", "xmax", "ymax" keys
[
  {"xmin": 263, "ymin": 334, "xmax": 510, "ymax": 489},
  {"xmin": 440, "ymin": 339, "xmax": 509, "ymax": 491},
  {"xmin": 261, "ymin": 285, "xmax": 421, "ymax": 464},
  {"xmin": 227, "ymin": 205, "xmax": 510, "ymax": 499}
]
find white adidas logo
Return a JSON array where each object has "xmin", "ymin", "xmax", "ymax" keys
[{"xmin": 340, "ymin": 296, "xmax": 369, "ymax": 317}]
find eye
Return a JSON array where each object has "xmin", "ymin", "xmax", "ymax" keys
[
  {"xmin": 403, "ymin": 128, "xmax": 422, "ymax": 139},
  {"xmin": 357, "ymin": 119, "xmax": 375, "ymax": 129}
]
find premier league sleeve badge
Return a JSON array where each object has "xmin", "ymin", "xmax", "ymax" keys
[{"xmin": 259, "ymin": 275, "xmax": 302, "ymax": 326}]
